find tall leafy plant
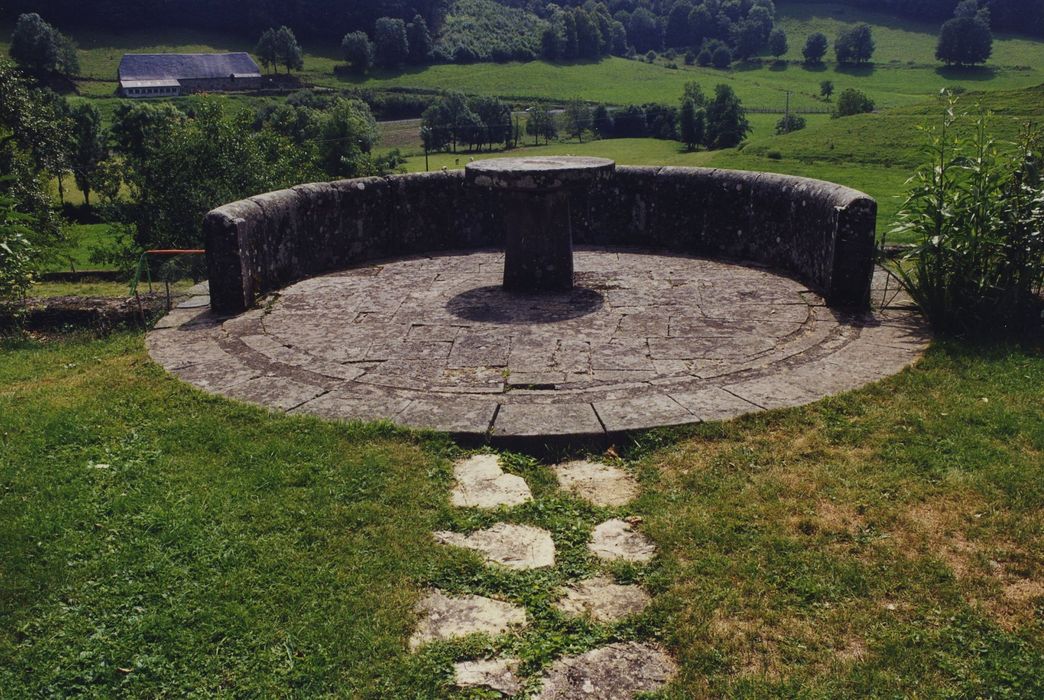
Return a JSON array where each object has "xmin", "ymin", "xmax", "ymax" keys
[{"xmin": 889, "ymin": 99, "xmax": 1043, "ymax": 336}]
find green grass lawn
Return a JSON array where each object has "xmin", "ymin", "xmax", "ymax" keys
[
  {"xmin": 1, "ymin": 330, "xmax": 1040, "ymax": 697},
  {"xmin": 773, "ymin": 2, "xmax": 1044, "ymax": 66}
]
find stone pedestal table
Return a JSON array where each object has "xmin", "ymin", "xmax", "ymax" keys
[{"xmin": 465, "ymin": 156, "xmax": 615, "ymax": 292}]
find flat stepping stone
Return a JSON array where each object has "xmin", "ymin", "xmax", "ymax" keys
[
  {"xmin": 435, "ymin": 523, "xmax": 556, "ymax": 570},
  {"xmin": 451, "ymin": 454, "xmax": 532, "ymax": 509},
  {"xmin": 554, "ymin": 575, "xmax": 651, "ymax": 623},
  {"xmin": 553, "ymin": 460, "xmax": 639, "ymax": 507},
  {"xmin": 588, "ymin": 519, "xmax": 657, "ymax": 563},
  {"xmin": 454, "ymin": 657, "xmax": 523, "ymax": 695},
  {"xmin": 535, "ymin": 641, "xmax": 677, "ymax": 699},
  {"xmin": 409, "ymin": 590, "xmax": 527, "ymax": 650}
]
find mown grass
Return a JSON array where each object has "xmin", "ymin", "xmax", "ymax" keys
[
  {"xmin": 773, "ymin": 1, "xmax": 1044, "ymax": 66},
  {"xmin": 0, "ymin": 329, "xmax": 1040, "ymax": 697}
]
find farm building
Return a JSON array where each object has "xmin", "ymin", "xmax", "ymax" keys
[{"xmin": 118, "ymin": 53, "xmax": 263, "ymax": 98}]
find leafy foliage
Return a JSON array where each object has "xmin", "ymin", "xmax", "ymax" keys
[
  {"xmin": 890, "ymin": 101, "xmax": 1044, "ymax": 335},
  {"xmin": 9, "ymin": 12, "xmax": 79, "ymax": 77},
  {"xmin": 803, "ymin": 31, "xmax": 828, "ymax": 64},
  {"xmin": 374, "ymin": 16, "xmax": 409, "ymax": 69},
  {"xmin": 834, "ymin": 88, "xmax": 875, "ymax": 117},
  {"xmin": 0, "ymin": 184, "xmax": 35, "ymax": 303},
  {"xmin": 775, "ymin": 113, "xmax": 806, "ymax": 134},
  {"xmin": 835, "ymin": 22, "xmax": 875, "ymax": 64},
  {"xmin": 112, "ymin": 98, "xmax": 316, "ymax": 253},
  {"xmin": 937, "ymin": 15, "xmax": 993, "ymax": 66},
  {"xmin": 255, "ymin": 26, "xmax": 303, "ymax": 73},
  {"xmin": 436, "ymin": 0, "xmax": 546, "ymax": 64},
  {"xmin": 341, "ymin": 31, "xmax": 374, "ymax": 73},
  {"xmin": 705, "ymin": 83, "xmax": 751, "ymax": 148}
]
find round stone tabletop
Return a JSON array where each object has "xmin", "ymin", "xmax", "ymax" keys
[{"xmin": 466, "ymin": 156, "xmax": 615, "ymax": 191}]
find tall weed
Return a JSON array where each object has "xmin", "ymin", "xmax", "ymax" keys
[{"xmin": 889, "ymin": 98, "xmax": 1043, "ymax": 336}]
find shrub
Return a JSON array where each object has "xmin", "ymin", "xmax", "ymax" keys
[
  {"xmin": 834, "ymin": 88, "xmax": 875, "ymax": 117},
  {"xmin": 712, "ymin": 45, "xmax": 732, "ymax": 68},
  {"xmin": 341, "ymin": 31, "xmax": 374, "ymax": 74},
  {"xmin": 0, "ymin": 186, "xmax": 35, "ymax": 304},
  {"xmin": 645, "ymin": 50, "xmax": 657, "ymax": 63},
  {"xmin": 775, "ymin": 114, "xmax": 806, "ymax": 134},
  {"xmin": 766, "ymin": 150, "xmax": 782, "ymax": 160},
  {"xmin": 696, "ymin": 48, "xmax": 713, "ymax": 66},
  {"xmin": 888, "ymin": 104, "xmax": 1044, "ymax": 336},
  {"xmin": 820, "ymin": 80, "xmax": 834, "ymax": 99}
]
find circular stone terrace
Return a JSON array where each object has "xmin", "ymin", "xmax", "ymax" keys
[
  {"xmin": 148, "ymin": 159, "xmax": 929, "ymax": 445},
  {"xmin": 149, "ymin": 248, "xmax": 927, "ymax": 442}
]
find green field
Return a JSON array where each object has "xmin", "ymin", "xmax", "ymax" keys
[{"xmin": 1, "ymin": 330, "xmax": 1041, "ymax": 697}]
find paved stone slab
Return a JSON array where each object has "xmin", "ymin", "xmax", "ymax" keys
[
  {"xmin": 594, "ymin": 394, "xmax": 695, "ymax": 433},
  {"xmin": 148, "ymin": 251, "xmax": 928, "ymax": 440},
  {"xmin": 492, "ymin": 402, "xmax": 604, "ymax": 438},
  {"xmin": 553, "ymin": 461, "xmax": 639, "ymax": 507},
  {"xmin": 554, "ymin": 575, "xmax": 651, "ymax": 623},
  {"xmin": 410, "ymin": 590, "xmax": 527, "ymax": 650},
  {"xmin": 535, "ymin": 642, "xmax": 676, "ymax": 699},
  {"xmin": 668, "ymin": 386, "xmax": 763, "ymax": 422},
  {"xmin": 453, "ymin": 657, "xmax": 523, "ymax": 695},
  {"xmin": 434, "ymin": 523, "xmax": 556, "ymax": 570},
  {"xmin": 450, "ymin": 454, "xmax": 533, "ymax": 509},
  {"xmin": 220, "ymin": 376, "xmax": 326, "ymax": 412},
  {"xmin": 589, "ymin": 519, "xmax": 657, "ymax": 563},
  {"xmin": 396, "ymin": 397, "xmax": 498, "ymax": 434}
]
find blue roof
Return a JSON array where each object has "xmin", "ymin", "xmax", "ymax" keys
[{"xmin": 118, "ymin": 53, "xmax": 261, "ymax": 82}]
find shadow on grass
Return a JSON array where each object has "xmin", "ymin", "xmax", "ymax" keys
[
  {"xmin": 836, "ymin": 62, "xmax": 877, "ymax": 77},
  {"xmin": 935, "ymin": 64, "xmax": 1001, "ymax": 82}
]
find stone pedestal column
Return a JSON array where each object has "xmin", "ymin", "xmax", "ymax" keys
[{"xmin": 465, "ymin": 156, "xmax": 615, "ymax": 293}]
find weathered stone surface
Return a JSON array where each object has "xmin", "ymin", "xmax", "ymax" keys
[
  {"xmin": 450, "ymin": 454, "xmax": 533, "ymax": 509},
  {"xmin": 554, "ymin": 575, "xmax": 651, "ymax": 623},
  {"xmin": 434, "ymin": 523, "xmax": 556, "ymax": 570},
  {"xmin": 493, "ymin": 402, "xmax": 604, "ymax": 438},
  {"xmin": 589, "ymin": 519, "xmax": 657, "ymax": 563},
  {"xmin": 465, "ymin": 156, "xmax": 615, "ymax": 192},
  {"xmin": 453, "ymin": 657, "xmax": 523, "ymax": 695},
  {"xmin": 594, "ymin": 394, "xmax": 695, "ymax": 433},
  {"xmin": 409, "ymin": 590, "xmax": 526, "ymax": 650},
  {"xmin": 149, "ymin": 249, "xmax": 929, "ymax": 441},
  {"xmin": 553, "ymin": 461, "xmax": 639, "ymax": 507},
  {"xmin": 535, "ymin": 642, "xmax": 676, "ymax": 699},
  {"xmin": 220, "ymin": 376, "xmax": 325, "ymax": 412}
]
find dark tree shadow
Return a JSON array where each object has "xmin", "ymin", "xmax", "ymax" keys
[
  {"xmin": 935, "ymin": 65, "xmax": 999, "ymax": 82},
  {"xmin": 835, "ymin": 62, "xmax": 876, "ymax": 77},
  {"xmin": 447, "ymin": 286, "xmax": 604, "ymax": 324}
]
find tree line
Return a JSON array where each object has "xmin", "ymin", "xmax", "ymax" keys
[{"xmin": 419, "ymin": 81, "xmax": 752, "ymax": 154}]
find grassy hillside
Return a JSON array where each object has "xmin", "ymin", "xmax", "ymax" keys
[
  {"xmin": 774, "ymin": 1, "xmax": 1044, "ymax": 66},
  {"xmin": 3, "ymin": 10, "xmax": 1041, "ymax": 111}
]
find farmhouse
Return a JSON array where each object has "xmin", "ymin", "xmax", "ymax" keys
[{"xmin": 118, "ymin": 53, "xmax": 263, "ymax": 98}]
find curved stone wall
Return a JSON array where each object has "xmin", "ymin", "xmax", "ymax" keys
[{"xmin": 204, "ymin": 166, "xmax": 876, "ymax": 315}]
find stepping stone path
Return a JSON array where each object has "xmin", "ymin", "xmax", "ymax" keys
[
  {"xmin": 553, "ymin": 460, "xmax": 639, "ymax": 507},
  {"xmin": 453, "ymin": 658, "xmax": 523, "ymax": 695},
  {"xmin": 589, "ymin": 518, "xmax": 658, "ymax": 563},
  {"xmin": 412, "ymin": 454, "xmax": 676, "ymax": 697},
  {"xmin": 410, "ymin": 590, "xmax": 527, "ymax": 651},
  {"xmin": 554, "ymin": 574, "xmax": 651, "ymax": 623},
  {"xmin": 451, "ymin": 454, "xmax": 533, "ymax": 509},
  {"xmin": 434, "ymin": 523, "xmax": 556, "ymax": 570},
  {"xmin": 536, "ymin": 642, "xmax": 677, "ymax": 700}
]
